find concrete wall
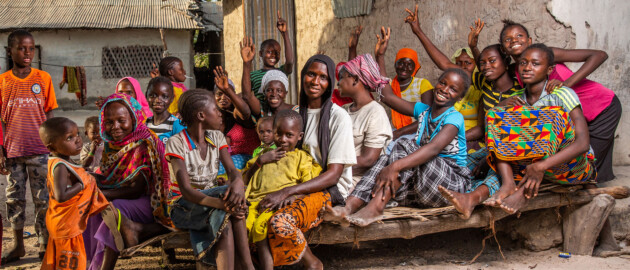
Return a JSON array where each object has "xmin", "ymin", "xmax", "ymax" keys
[
  {"xmin": 0, "ymin": 29, "xmax": 194, "ymax": 110},
  {"xmin": 223, "ymin": 0, "xmax": 245, "ymax": 91}
]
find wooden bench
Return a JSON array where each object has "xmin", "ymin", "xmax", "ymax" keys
[{"xmin": 121, "ymin": 185, "xmax": 630, "ymax": 263}]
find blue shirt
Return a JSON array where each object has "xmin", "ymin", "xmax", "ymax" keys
[{"xmin": 413, "ymin": 102, "xmax": 467, "ymax": 167}]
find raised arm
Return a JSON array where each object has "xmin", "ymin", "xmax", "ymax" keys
[
  {"xmin": 551, "ymin": 47, "xmax": 608, "ymax": 88},
  {"xmin": 404, "ymin": 4, "xmax": 459, "ymax": 71},
  {"xmin": 468, "ymin": 19, "xmax": 485, "ymax": 61},
  {"xmin": 214, "ymin": 66, "xmax": 251, "ymax": 121},
  {"xmin": 240, "ymin": 37, "xmax": 262, "ymax": 117},
  {"xmin": 277, "ymin": 10, "xmax": 294, "ymax": 74},
  {"xmin": 348, "ymin": 25, "xmax": 364, "ymax": 61}
]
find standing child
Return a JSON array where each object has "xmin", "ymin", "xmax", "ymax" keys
[
  {"xmin": 39, "ymin": 117, "xmax": 110, "ymax": 270},
  {"xmin": 145, "ymin": 76, "xmax": 185, "ymax": 144},
  {"xmin": 158, "ymin": 56, "xmax": 188, "ymax": 116},
  {"xmin": 242, "ymin": 110, "xmax": 322, "ymax": 269},
  {"xmin": 166, "ymin": 89, "xmax": 254, "ymax": 270},
  {"xmin": 80, "ymin": 116, "xmax": 103, "ymax": 172},
  {"xmin": 0, "ymin": 29, "xmax": 57, "ymax": 263},
  {"xmin": 252, "ymin": 116, "xmax": 276, "ymax": 159}
]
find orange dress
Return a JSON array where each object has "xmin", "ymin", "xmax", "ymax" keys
[{"xmin": 41, "ymin": 158, "xmax": 109, "ymax": 270}]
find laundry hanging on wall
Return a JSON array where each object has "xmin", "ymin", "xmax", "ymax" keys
[{"xmin": 59, "ymin": 66, "xmax": 87, "ymax": 106}]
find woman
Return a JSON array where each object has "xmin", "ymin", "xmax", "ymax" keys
[
  {"xmin": 85, "ymin": 93, "xmax": 170, "ymax": 270},
  {"xmin": 262, "ymin": 54, "xmax": 356, "ymax": 268}
]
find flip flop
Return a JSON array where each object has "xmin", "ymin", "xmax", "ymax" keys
[{"xmin": 101, "ymin": 204, "xmax": 125, "ymax": 251}]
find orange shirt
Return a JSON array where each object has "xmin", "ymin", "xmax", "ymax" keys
[{"xmin": 0, "ymin": 68, "xmax": 57, "ymax": 158}]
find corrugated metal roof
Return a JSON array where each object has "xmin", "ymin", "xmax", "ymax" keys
[{"xmin": 0, "ymin": 0, "xmax": 203, "ymax": 31}]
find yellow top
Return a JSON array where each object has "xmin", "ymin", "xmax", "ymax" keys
[{"xmin": 454, "ymin": 85, "xmax": 482, "ymax": 131}]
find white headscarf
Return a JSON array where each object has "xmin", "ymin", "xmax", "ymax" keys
[{"xmin": 259, "ymin": 70, "xmax": 289, "ymax": 94}]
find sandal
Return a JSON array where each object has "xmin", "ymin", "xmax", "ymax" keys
[{"xmin": 101, "ymin": 204, "xmax": 125, "ymax": 251}]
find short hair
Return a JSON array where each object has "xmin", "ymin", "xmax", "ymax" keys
[
  {"xmin": 522, "ymin": 43, "xmax": 555, "ymax": 66},
  {"xmin": 260, "ymin": 39, "xmax": 280, "ymax": 52},
  {"xmin": 7, "ymin": 29, "xmax": 33, "ymax": 49},
  {"xmin": 257, "ymin": 116, "xmax": 274, "ymax": 129},
  {"xmin": 39, "ymin": 117, "xmax": 75, "ymax": 146},
  {"xmin": 499, "ymin": 19, "xmax": 530, "ymax": 43},
  {"xmin": 84, "ymin": 116, "xmax": 99, "ymax": 130},
  {"xmin": 479, "ymin": 44, "xmax": 511, "ymax": 67},
  {"xmin": 158, "ymin": 56, "xmax": 182, "ymax": 77},
  {"xmin": 146, "ymin": 76, "xmax": 174, "ymax": 97},
  {"xmin": 439, "ymin": 68, "xmax": 471, "ymax": 98},
  {"xmin": 273, "ymin": 109, "xmax": 303, "ymax": 131},
  {"xmin": 178, "ymin": 88, "xmax": 214, "ymax": 126}
]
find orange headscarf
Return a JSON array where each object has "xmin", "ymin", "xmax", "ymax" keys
[{"xmin": 391, "ymin": 48, "xmax": 421, "ymax": 129}]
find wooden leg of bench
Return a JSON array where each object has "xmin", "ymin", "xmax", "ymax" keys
[
  {"xmin": 563, "ymin": 194, "xmax": 615, "ymax": 255},
  {"xmin": 161, "ymin": 245, "xmax": 177, "ymax": 264}
]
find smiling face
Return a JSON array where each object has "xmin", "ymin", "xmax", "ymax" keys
[
  {"xmin": 169, "ymin": 60, "xmax": 187, "ymax": 83},
  {"xmin": 214, "ymin": 89, "xmax": 233, "ymax": 110},
  {"xmin": 455, "ymin": 53, "xmax": 476, "ymax": 75},
  {"xmin": 103, "ymin": 101, "xmax": 134, "ymax": 142},
  {"xmin": 116, "ymin": 79, "xmax": 137, "ymax": 99},
  {"xmin": 264, "ymin": 81, "xmax": 287, "ymax": 109},
  {"xmin": 518, "ymin": 48, "xmax": 553, "ymax": 85},
  {"xmin": 50, "ymin": 122, "xmax": 83, "ymax": 157},
  {"xmin": 260, "ymin": 42, "xmax": 281, "ymax": 68},
  {"xmin": 478, "ymin": 48, "xmax": 508, "ymax": 81},
  {"xmin": 256, "ymin": 119, "xmax": 274, "ymax": 145},
  {"xmin": 303, "ymin": 61, "xmax": 330, "ymax": 102},
  {"xmin": 433, "ymin": 71, "xmax": 466, "ymax": 107},
  {"xmin": 274, "ymin": 118, "xmax": 303, "ymax": 152},
  {"xmin": 395, "ymin": 58, "xmax": 415, "ymax": 81},
  {"xmin": 501, "ymin": 25, "xmax": 532, "ymax": 57},
  {"xmin": 147, "ymin": 82, "xmax": 174, "ymax": 115},
  {"xmin": 10, "ymin": 35, "xmax": 35, "ymax": 68}
]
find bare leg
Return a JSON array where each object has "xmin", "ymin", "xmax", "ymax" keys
[
  {"xmin": 213, "ymin": 220, "xmax": 235, "ymax": 270},
  {"xmin": 345, "ymin": 182, "xmax": 399, "ymax": 227},
  {"xmin": 484, "ymin": 161, "xmax": 516, "ymax": 207},
  {"xmin": 1, "ymin": 229, "xmax": 26, "ymax": 264},
  {"xmin": 323, "ymin": 196, "xmax": 364, "ymax": 225},
  {"xmin": 100, "ymin": 247, "xmax": 118, "ymax": 270},
  {"xmin": 230, "ymin": 216, "xmax": 254, "ymax": 270},
  {"xmin": 499, "ymin": 187, "xmax": 529, "ymax": 214},
  {"xmin": 439, "ymin": 185, "xmax": 489, "ymax": 219},
  {"xmin": 300, "ymin": 246, "xmax": 323, "ymax": 270},
  {"xmin": 256, "ymin": 239, "xmax": 274, "ymax": 270}
]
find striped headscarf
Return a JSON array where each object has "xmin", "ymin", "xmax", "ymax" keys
[{"xmin": 343, "ymin": 54, "xmax": 391, "ymax": 95}]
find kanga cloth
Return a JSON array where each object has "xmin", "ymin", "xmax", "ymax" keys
[
  {"xmin": 267, "ymin": 191, "xmax": 331, "ymax": 266},
  {"xmin": 486, "ymin": 106, "xmax": 596, "ymax": 184},
  {"xmin": 41, "ymin": 158, "xmax": 110, "ymax": 270}
]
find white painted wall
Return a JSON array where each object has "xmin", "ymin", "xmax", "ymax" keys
[
  {"xmin": 0, "ymin": 29, "xmax": 194, "ymax": 110},
  {"xmin": 548, "ymin": 0, "xmax": 630, "ymax": 165}
]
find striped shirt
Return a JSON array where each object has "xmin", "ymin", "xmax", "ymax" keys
[
  {"xmin": 250, "ymin": 65, "xmax": 287, "ymax": 101},
  {"xmin": 146, "ymin": 114, "xmax": 186, "ymax": 145},
  {"xmin": 472, "ymin": 70, "xmax": 520, "ymax": 112},
  {"xmin": 0, "ymin": 69, "xmax": 57, "ymax": 158},
  {"xmin": 512, "ymin": 86, "xmax": 581, "ymax": 113}
]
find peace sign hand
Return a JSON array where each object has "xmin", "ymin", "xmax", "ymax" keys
[
  {"xmin": 404, "ymin": 4, "xmax": 421, "ymax": 33},
  {"xmin": 277, "ymin": 10, "xmax": 288, "ymax": 33},
  {"xmin": 375, "ymin": 26, "xmax": 391, "ymax": 58}
]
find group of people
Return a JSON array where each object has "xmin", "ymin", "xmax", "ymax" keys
[{"xmin": 0, "ymin": 4, "xmax": 622, "ymax": 270}]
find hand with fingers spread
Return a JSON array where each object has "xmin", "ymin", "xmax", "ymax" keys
[
  {"xmin": 518, "ymin": 162, "xmax": 546, "ymax": 199},
  {"xmin": 223, "ymin": 177, "xmax": 247, "ymax": 213},
  {"xmin": 240, "ymin": 36, "xmax": 256, "ymax": 63},
  {"xmin": 349, "ymin": 25, "xmax": 364, "ymax": 49},
  {"xmin": 258, "ymin": 148, "xmax": 286, "ymax": 165},
  {"xmin": 371, "ymin": 164, "xmax": 400, "ymax": 200},
  {"xmin": 277, "ymin": 10, "xmax": 288, "ymax": 34},
  {"xmin": 213, "ymin": 66, "xmax": 231, "ymax": 92},
  {"xmin": 404, "ymin": 4, "xmax": 421, "ymax": 34},
  {"xmin": 545, "ymin": 79, "xmax": 564, "ymax": 94},
  {"xmin": 374, "ymin": 26, "xmax": 391, "ymax": 58},
  {"xmin": 468, "ymin": 19, "xmax": 485, "ymax": 49},
  {"xmin": 150, "ymin": 62, "xmax": 159, "ymax": 78}
]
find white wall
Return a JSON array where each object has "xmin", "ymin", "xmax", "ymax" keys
[{"xmin": 0, "ymin": 29, "xmax": 194, "ymax": 110}]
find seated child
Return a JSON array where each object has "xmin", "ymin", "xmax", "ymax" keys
[
  {"xmin": 242, "ymin": 109, "xmax": 322, "ymax": 268},
  {"xmin": 165, "ymin": 89, "xmax": 254, "ymax": 269},
  {"xmin": 158, "ymin": 56, "xmax": 188, "ymax": 116},
  {"xmin": 251, "ymin": 116, "xmax": 276, "ymax": 158},
  {"xmin": 39, "ymin": 117, "xmax": 110, "ymax": 270},
  {"xmin": 80, "ymin": 116, "xmax": 104, "ymax": 172},
  {"xmin": 145, "ymin": 76, "xmax": 185, "ymax": 144}
]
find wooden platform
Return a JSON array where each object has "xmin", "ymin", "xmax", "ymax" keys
[{"xmin": 120, "ymin": 185, "xmax": 630, "ymax": 260}]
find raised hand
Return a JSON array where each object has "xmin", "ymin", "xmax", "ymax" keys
[
  {"xmin": 240, "ymin": 36, "xmax": 256, "ymax": 63},
  {"xmin": 150, "ymin": 62, "xmax": 159, "ymax": 78},
  {"xmin": 404, "ymin": 4, "xmax": 421, "ymax": 33},
  {"xmin": 213, "ymin": 66, "xmax": 231, "ymax": 91},
  {"xmin": 277, "ymin": 10, "xmax": 288, "ymax": 33},
  {"xmin": 468, "ymin": 19, "xmax": 485, "ymax": 49},
  {"xmin": 349, "ymin": 25, "xmax": 364, "ymax": 49},
  {"xmin": 375, "ymin": 26, "xmax": 391, "ymax": 57}
]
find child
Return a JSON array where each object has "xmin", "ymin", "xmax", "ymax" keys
[
  {"xmin": 165, "ymin": 89, "xmax": 254, "ymax": 269},
  {"xmin": 79, "ymin": 116, "xmax": 103, "ymax": 172},
  {"xmin": 242, "ymin": 110, "xmax": 322, "ymax": 268},
  {"xmin": 250, "ymin": 11, "xmax": 294, "ymax": 102},
  {"xmin": 0, "ymin": 29, "xmax": 57, "ymax": 263},
  {"xmin": 158, "ymin": 56, "xmax": 188, "ymax": 116},
  {"xmin": 39, "ymin": 117, "xmax": 110, "ymax": 270},
  {"xmin": 116, "ymin": 77, "xmax": 152, "ymax": 119},
  {"xmin": 145, "ymin": 76, "xmax": 185, "ymax": 144},
  {"xmin": 252, "ymin": 116, "xmax": 276, "ymax": 158}
]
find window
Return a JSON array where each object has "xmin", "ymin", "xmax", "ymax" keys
[{"xmin": 102, "ymin": 45, "xmax": 163, "ymax": 79}]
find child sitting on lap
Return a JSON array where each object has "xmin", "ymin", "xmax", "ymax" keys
[
  {"xmin": 242, "ymin": 109, "xmax": 322, "ymax": 268},
  {"xmin": 251, "ymin": 116, "xmax": 276, "ymax": 158}
]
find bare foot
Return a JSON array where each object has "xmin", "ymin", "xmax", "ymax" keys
[
  {"xmin": 1, "ymin": 242, "xmax": 26, "ymax": 264},
  {"xmin": 499, "ymin": 188, "xmax": 529, "ymax": 214},
  {"xmin": 483, "ymin": 180, "xmax": 516, "ymax": 207},
  {"xmin": 345, "ymin": 206, "xmax": 384, "ymax": 227},
  {"xmin": 438, "ymin": 186, "xmax": 475, "ymax": 219},
  {"xmin": 323, "ymin": 205, "xmax": 351, "ymax": 224}
]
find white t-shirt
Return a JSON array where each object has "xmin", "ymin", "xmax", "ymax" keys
[
  {"xmin": 342, "ymin": 101, "xmax": 393, "ymax": 187},
  {"xmin": 302, "ymin": 104, "xmax": 357, "ymax": 199}
]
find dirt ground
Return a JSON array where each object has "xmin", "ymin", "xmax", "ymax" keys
[{"xmin": 2, "ymin": 175, "xmax": 629, "ymax": 270}]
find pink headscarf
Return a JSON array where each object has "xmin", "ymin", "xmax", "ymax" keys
[
  {"xmin": 342, "ymin": 54, "xmax": 391, "ymax": 93},
  {"xmin": 116, "ymin": 77, "xmax": 153, "ymax": 119}
]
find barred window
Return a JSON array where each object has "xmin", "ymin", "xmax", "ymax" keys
[{"xmin": 102, "ymin": 45, "xmax": 163, "ymax": 79}]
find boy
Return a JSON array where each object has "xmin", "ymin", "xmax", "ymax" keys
[
  {"xmin": 39, "ymin": 117, "xmax": 110, "ymax": 270},
  {"xmin": 80, "ymin": 116, "xmax": 103, "ymax": 172},
  {"xmin": 251, "ymin": 116, "xmax": 276, "ymax": 158},
  {"xmin": 242, "ymin": 110, "xmax": 322, "ymax": 268},
  {"xmin": 145, "ymin": 76, "xmax": 185, "ymax": 144},
  {"xmin": 0, "ymin": 29, "xmax": 57, "ymax": 263},
  {"xmin": 251, "ymin": 11, "xmax": 294, "ymax": 102}
]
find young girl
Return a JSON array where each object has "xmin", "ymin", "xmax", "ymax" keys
[
  {"xmin": 158, "ymin": 56, "xmax": 188, "ymax": 116},
  {"xmin": 166, "ymin": 89, "xmax": 253, "ymax": 270},
  {"xmin": 145, "ymin": 76, "xmax": 185, "ymax": 144}
]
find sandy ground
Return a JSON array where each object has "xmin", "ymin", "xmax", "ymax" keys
[{"xmin": 1, "ymin": 174, "xmax": 629, "ymax": 270}]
